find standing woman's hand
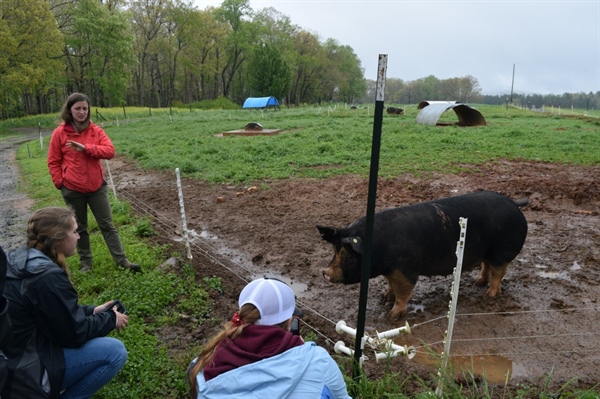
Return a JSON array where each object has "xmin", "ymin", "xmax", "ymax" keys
[{"xmin": 66, "ymin": 140, "xmax": 86, "ymax": 152}]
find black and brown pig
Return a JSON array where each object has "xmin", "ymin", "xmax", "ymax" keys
[{"xmin": 317, "ymin": 191, "xmax": 528, "ymax": 321}]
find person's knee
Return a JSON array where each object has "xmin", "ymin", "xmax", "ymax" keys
[{"xmin": 105, "ymin": 338, "xmax": 128, "ymax": 369}]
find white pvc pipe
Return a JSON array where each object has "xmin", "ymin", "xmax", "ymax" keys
[
  {"xmin": 176, "ymin": 168, "xmax": 193, "ymax": 259},
  {"xmin": 376, "ymin": 321, "xmax": 411, "ymax": 339},
  {"xmin": 336, "ymin": 319, "xmax": 416, "ymax": 366},
  {"xmin": 374, "ymin": 345, "xmax": 417, "ymax": 362},
  {"xmin": 335, "ymin": 320, "xmax": 357, "ymax": 337},
  {"xmin": 334, "ymin": 341, "xmax": 353, "ymax": 356},
  {"xmin": 334, "ymin": 341, "xmax": 367, "ymax": 367}
]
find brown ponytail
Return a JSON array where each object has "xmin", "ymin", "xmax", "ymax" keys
[
  {"xmin": 188, "ymin": 303, "xmax": 291, "ymax": 395},
  {"xmin": 26, "ymin": 207, "xmax": 76, "ymax": 273}
]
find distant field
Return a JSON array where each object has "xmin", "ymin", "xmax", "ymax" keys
[
  {"xmin": 2, "ymin": 104, "xmax": 598, "ymax": 184},
  {"xmin": 91, "ymin": 104, "xmax": 600, "ymax": 183}
]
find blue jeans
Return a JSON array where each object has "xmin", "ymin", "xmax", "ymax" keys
[{"xmin": 60, "ymin": 337, "xmax": 127, "ymax": 399}]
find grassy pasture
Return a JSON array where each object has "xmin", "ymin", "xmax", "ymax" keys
[
  {"xmin": 2, "ymin": 104, "xmax": 599, "ymax": 398},
  {"xmin": 109, "ymin": 104, "xmax": 600, "ymax": 182}
]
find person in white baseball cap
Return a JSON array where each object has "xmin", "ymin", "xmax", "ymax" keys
[{"xmin": 187, "ymin": 277, "xmax": 352, "ymax": 399}]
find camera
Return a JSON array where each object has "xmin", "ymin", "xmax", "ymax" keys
[
  {"xmin": 107, "ymin": 300, "xmax": 126, "ymax": 314},
  {"xmin": 291, "ymin": 307, "xmax": 303, "ymax": 336}
]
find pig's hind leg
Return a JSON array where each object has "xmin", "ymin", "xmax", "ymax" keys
[
  {"xmin": 384, "ymin": 270, "xmax": 416, "ymax": 321},
  {"xmin": 476, "ymin": 260, "xmax": 508, "ymax": 297}
]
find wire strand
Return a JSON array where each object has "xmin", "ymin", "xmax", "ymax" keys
[{"xmin": 115, "ymin": 186, "xmax": 600, "ymax": 362}]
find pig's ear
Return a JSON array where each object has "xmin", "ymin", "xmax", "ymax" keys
[
  {"xmin": 342, "ymin": 236, "xmax": 363, "ymax": 255},
  {"xmin": 317, "ymin": 225, "xmax": 337, "ymax": 243}
]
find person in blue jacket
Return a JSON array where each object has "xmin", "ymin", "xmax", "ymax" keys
[
  {"xmin": 187, "ymin": 278, "xmax": 352, "ymax": 399},
  {"xmin": 1, "ymin": 207, "xmax": 128, "ymax": 399}
]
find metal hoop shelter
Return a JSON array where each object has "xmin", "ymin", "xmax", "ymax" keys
[{"xmin": 416, "ymin": 101, "xmax": 486, "ymax": 126}]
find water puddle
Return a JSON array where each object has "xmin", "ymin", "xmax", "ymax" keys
[
  {"xmin": 409, "ymin": 351, "xmax": 514, "ymax": 384},
  {"xmin": 534, "ymin": 264, "xmax": 574, "ymax": 281},
  {"xmin": 407, "ymin": 303, "xmax": 425, "ymax": 314},
  {"xmin": 185, "ymin": 228, "xmax": 310, "ymax": 295},
  {"xmin": 248, "ymin": 273, "xmax": 308, "ymax": 296}
]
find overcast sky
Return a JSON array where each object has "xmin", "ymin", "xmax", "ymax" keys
[{"xmin": 194, "ymin": 0, "xmax": 600, "ymax": 96}]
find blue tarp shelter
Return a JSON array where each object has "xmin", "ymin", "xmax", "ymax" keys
[{"xmin": 242, "ymin": 96, "xmax": 280, "ymax": 109}]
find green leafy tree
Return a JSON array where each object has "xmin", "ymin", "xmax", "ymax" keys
[
  {"xmin": 247, "ymin": 43, "xmax": 291, "ymax": 101},
  {"xmin": 331, "ymin": 43, "xmax": 366, "ymax": 104},
  {"xmin": 251, "ymin": 7, "xmax": 298, "ymax": 104},
  {"xmin": 129, "ymin": 0, "xmax": 170, "ymax": 106},
  {"xmin": 289, "ymin": 30, "xmax": 324, "ymax": 104},
  {"xmin": 177, "ymin": 7, "xmax": 227, "ymax": 102},
  {"xmin": 162, "ymin": 1, "xmax": 199, "ymax": 106},
  {"xmin": 385, "ymin": 78, "xmax": 406, "ymax": 104},
  {"xmin": 456, "ymin": 75, "xmax": 481, "ymax": 102},
  {"xmin": 0, "ymin": 0, "xmax": 63, "ymax": 117},
  {"xmin": 214, "ymin": 0, "xmax": 254, "ymax": 100},
  {"xmin": 318, "ymin": 39, "xmax": 365, "ymax": 104},
  {"xmin": 61, "ymin": 0, "xmax": 134, "ymax": 106}
]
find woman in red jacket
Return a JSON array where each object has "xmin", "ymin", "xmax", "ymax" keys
[{"xmin": 48, "ymin": 93, "xmax": 140, "ymax": 272}]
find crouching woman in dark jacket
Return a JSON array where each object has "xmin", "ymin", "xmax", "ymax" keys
[
  {"xmin": 2, "ymin": 207, "xmax": 128, "ymax": 399},
  {"xmin": 0, "ymin": 246, "xmax": 13, "ymax": 393}
]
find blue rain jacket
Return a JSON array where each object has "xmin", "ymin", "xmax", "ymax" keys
[{"xmin": 195, "ymin": 342, "xmax": 352, "ymax": 399}]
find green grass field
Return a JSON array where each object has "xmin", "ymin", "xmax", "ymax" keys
[
  {"xmin": 103, "ymin": 104, "xmax": 599, "ymax": 183},
  {"xmin": 2, "ymin": 104, "xmax": 599, "ymax": 398}
]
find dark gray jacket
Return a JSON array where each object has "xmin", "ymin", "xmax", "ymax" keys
[
  {"xmin": 2, "ymin": 247, "xmax": 116, "ymax": 398},
  {"xmin": 0, "ymin": 246, "xmax": 12, "ymax": 393}
]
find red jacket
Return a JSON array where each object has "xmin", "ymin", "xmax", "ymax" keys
[{"xmin": 48, "ymin": 122, "xmax": 115, "ymax": 193}]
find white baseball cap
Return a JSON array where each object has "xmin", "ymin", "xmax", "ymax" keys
[{"xmin": 238, "ymin": 278, "xmax": 297, "ymax": 326}]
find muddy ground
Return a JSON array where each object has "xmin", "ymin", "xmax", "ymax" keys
[
  {"xmin": 1, "ymin": 135, "xmax": 599, "ymax": 394},
  {"xmin": 108, "ymin": 155, "xmax": 600, "ymax": 392}
]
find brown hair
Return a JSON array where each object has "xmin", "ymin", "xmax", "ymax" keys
[
  {"xmin": 27, "ymin": 207, "xmax": 76, "ymax": 272},
  {"xmin": 187, "ymin": 303, "xmax": 290, "ymax": 396},
  {"xmin": 60, "ymin": 92, "xmax": 91, "ymax": 130}
]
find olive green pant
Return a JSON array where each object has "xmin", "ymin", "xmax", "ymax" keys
[{"xmin": 61, "ymin": 183, "xmax": 127, "ymax": 266}]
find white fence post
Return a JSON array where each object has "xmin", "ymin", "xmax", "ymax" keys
[
  {"xmin": 436, "ymin": 217, "xmax": 468, "ymax": 397},
  {"xmin": 176, "ymin": 168, "xmax": 193, "ymax": 259},
  {"xmin": 104, "ymin": 160, "xmax": 117, "ymax": 200}
]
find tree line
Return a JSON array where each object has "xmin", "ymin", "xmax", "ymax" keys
[
  {"xmin": 360, "ymin": 76, "xmax": 599, "ymax": 111},
  {"xmin": 1, "ymin": 0, "xmax": 597, "ymax": 119},
  {"xmin": 0, "ymin": 0, "xmax": 366, "ymax": 118}
]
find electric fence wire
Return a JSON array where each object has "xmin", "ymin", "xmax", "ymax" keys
[
  {"xmin": 116, "ymin": 187, "xmax": 600, "ymax": 360},
  {"xmin": 24, "ymin": 129, "xmax": 600, "ymax": 363}
]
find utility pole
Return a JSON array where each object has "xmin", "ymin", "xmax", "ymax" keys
[{"xmin": 510, "ymin": 63, "xmax": 515, "ymax": 104}]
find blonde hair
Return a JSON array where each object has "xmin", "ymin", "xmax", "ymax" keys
[
  {"xmin": 27, "ymin": 207, "xmax": 76, "ymax": 273},
  {"xmin": 188, "ymin": 303, "xmax": 290, "ymax": 396}
]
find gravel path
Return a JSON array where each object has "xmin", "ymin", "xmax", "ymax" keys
[{"xmin": 0, "ymin": 131, "xmax": 41, "ymax": 251}]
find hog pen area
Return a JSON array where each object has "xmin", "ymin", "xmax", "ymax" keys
[{"xmin": 106, "ymin": 155, "xmax": 600, "ymax": 391}]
